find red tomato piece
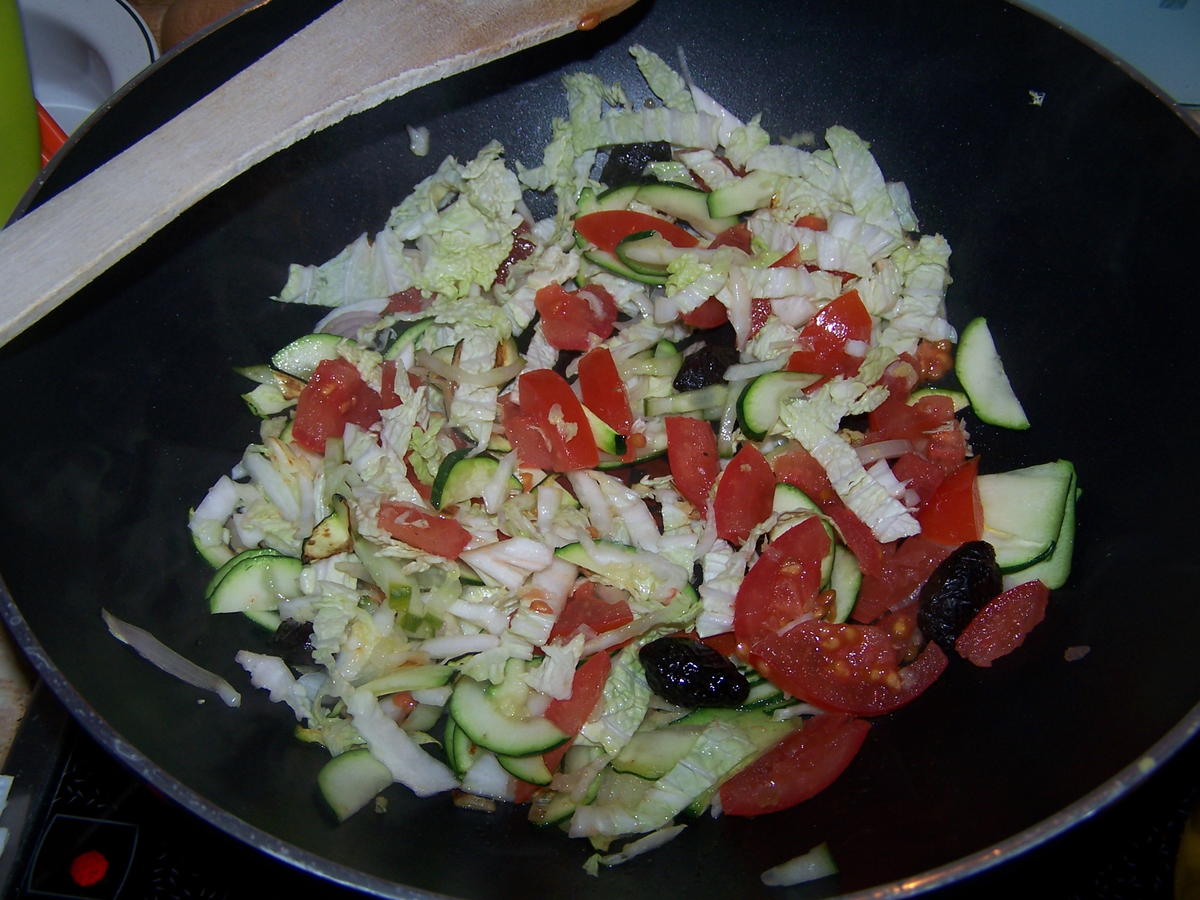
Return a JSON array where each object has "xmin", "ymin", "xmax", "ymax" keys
[
  {"xmin": 926, "ymin": 425, "xmax": 970, "ymax": 473},
  {"xmin": 851, "ymin": 536, "xmax": 953, "ymax": 624},
  {"xmin": 955, "ymin": 580, "xmax": 1050, "ymax": 667},
  {"xmin": 771, "ymin": 445, "xmax": 839, "ymax": 508},
  {"xmin": 720, "ymin": 713, "xmax": 869, "ymax": 816},
  {"xmin": 499, "ymin": 397, "xmax": 554, "ymax": 471},
  {"xmin": 892, "ymin": 452, "xmax": 946, "ymax": 507},
  {"xmin": 665, "ymin": 416, "xmax": 720, "ymax": 510},
  {"xmin": 377, "ymin": 501, "xmax": 471, "ymax": 559},
  {"xmin": 826, "ymin": 505, "xmax": 886, "ymax": 580},
  {"xmin": 681, "ymin": 296, "xmax": 728, "ymax": 329},
  {"xmin": 793, "ymin": 215, "xmax": 829, "ymax": 231},
  {"xmin": 707, "ymin": 222, "xmax": 753, "ymax": 252},
  {"xmin": 517, "ymin": 369, "xmax": 599, "ymax": 471},
  {"xmin": 534, "ymin": 283, "xmax": 618, "ymax": 351},
  {"xmin": 769, "ymin": 246, "xmax": 804, "ymax": 269},
  {"xmin": 918, "ymin": 457, "xmax": 983, "ymax": 545},
  {"xmin": 748, "ymin": 620, "xmax": 947, "ymax": 716},
  {"xmin": 714, "ymin": 444, "xmax": 775, "ymax": 545},
  {"xmin": 749, "ymin": 297, "xmax": 773, "ymax": 338},
  {"xmin": 293, "ymin": 358, "xmax": 383, "ymax": 454},
  {"xmin": 574, "ymin": 210, "xmax": 699, "ymax": 253},
  {"xmin": 541, "ymin": 650, "xmax": 612, "ymax": 773},
  {"xmin": 734, "ymin": 516, "xmax": 831, "ymax": 648},
  {"xmin": 578, "ymin": 347, "xmax": 633, "ymax": 436},
  {"xmin": 548, "ymin": 582, "xmax": 634, "ymax": 644},
  {"xmin": 785, "ymin": 290, "xmax": 873, "ymax": 378},
  {"xmin": 866, "ymin": 392, "xmax": 955, "ymax": 443},
  {"xmin": 385, "ymin": 287, "xmax": 431, "ymax": 314}
]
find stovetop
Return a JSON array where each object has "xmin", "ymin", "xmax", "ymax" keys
[{"xmin": 1, "ymin": 683, "xmax": 1197, "ymax": 900}]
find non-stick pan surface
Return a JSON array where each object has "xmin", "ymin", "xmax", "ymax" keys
[{"xmin": 2, "ymin": 1, "xmax": 1198, "ymax": 897}]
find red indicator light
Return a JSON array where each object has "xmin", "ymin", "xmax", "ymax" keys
[{"xmin": 69, "ymin": 848, "xmax": 109, "ymax": 887}]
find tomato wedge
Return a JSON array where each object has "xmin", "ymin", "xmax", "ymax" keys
[
  {"xmin": 714, "ymin": 443, "xmax": 775, "ymax": 545},
  {"xmin": 377, "ymin": 501, "xmax": 471, "ymax": 559},
  {"xmin": 918, "ymin": 457, "xmax": 983, "ymax": 545},
  {"xmin": 548, "ymin": 582, "xmax": 634, "ymax": 644},
  {"xmin": 734, "ymin": 516, "xmax": 831, "ymax": 649},
  {"xmin": 516, "ymin": 369, "xmax": 599, "ymax": 471},
  {"xmin": 534, "ymin": 283, "xmax": 619, "ymax": 351},
  {"xmin": 578, "ymin": 347, "xmax": 633, "ymax": 436},
  {"xmin": 541, "ymin": 650, "xmax": 612, "ymax": 774},
  {"xmin": 720, "ymin": 714, "xmax": 869, "ymax": 816},
  {"xmin": 748, "ymin": 620, "xmax": 948, "ymax": 716},
  {"xmin": 681, "ymin": 296, "xmax": 728, "ymax": 329},
  {"xmin": 955, "ymin": 580, "xmax": 1050, "ymax": 667},
  {"xmin": 293, "ymin": 357, "xmax": 384, "ymax": 454},
  {"xmin": 574, "ymin": 210, "xmax": 699, "ymax": 253},
  {"xmin": 665, "ymin": 416, "xmax": 720, "ymax": 510},
  {"xmin": 785, "ymin": 289, "xmax": 873, "ymax": 378}
]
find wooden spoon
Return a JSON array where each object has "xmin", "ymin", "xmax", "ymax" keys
[{"xmin": 0, "ymin": 0, "xmax": 638, "ymax": 347}]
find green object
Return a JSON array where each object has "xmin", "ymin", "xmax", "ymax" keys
[{"xmin": 0, "ymin": 0, "xmax": 39, "ymax": 224}]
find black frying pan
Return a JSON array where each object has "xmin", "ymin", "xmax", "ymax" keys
[{"xmin": 3, "ymin": 1, "xmax": 1199, "ymax": 897}]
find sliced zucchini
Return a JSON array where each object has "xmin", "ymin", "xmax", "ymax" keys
[
  {"xmin": 271, "ymin": 333, "xmax": 344, "ymax": 380},
  {"xmin": 956, "ymin": 317, "xmax": 1030, "ymax": 430},
  {"xmin": 644, "ymin": 384, "xmax": 729, "ymax": 418},
  {"xmin": 443, "ymin": 717, "xmax": 479, "ymax": 777},
  {"xmin": 706, "ymin": 170, "xmax": 781, "ymax": 219},
  {"xmin": 611, "ymin": 726, "xmax": 703, "ymax": 780},
  {"xmin": 554, "ymin": 540, "xmax": 696, "ymax": 606},
  {"xmin": 430, "ymin": 448, "xmax": 520, "ymax": 510},
  {"xmin": 977, "ymin": 459, "xmax": 1074, "ymax": 573},
  {"xmin": 578, "ymin": 183, "xmax": 640, "ymax": 216},
  {"xmin": 303, "ymin": 496, "xmax": 353, "ymax": 562},
  {"xmin": 353, "ymin": 537, "xmax": 417, "ymax": 609},
  {"xmin": 241, "ymin": 382, "xmax": 297, "ymax": 418},
  {"xmin": 595, "ymin": 419, "xmax": 668, "ymax": 470},
  {"xmin": 583, "ymin": 406, "xmax": 627, "ymax": 456},
  {"xmin": 497, "ymin": 752, "xmax": 554, "ymax": 786},
  {"xmin": 909, "ymin": 386, "xmax": 970, "ymax": 412},
  {"xmin": 359, "ymin": 664, "xmax": 455, "ymax": 696},
  {"xmin": 583, "ymin": 248, "xmax": 667, "ymax": 286},
  {"xmin": 615, "ymin": 231, "xmax": 679, "ymax": 278},
  {"xmin": 635, "ymin": 182, "xmax": 739, "ymax": 236},
  {"xmin": 737, "ymin": 371, "xmax": 824, "ymax": 441},
  {"xmin": 448, "ymin": 677, "xmax": 568, "ymax": 758},
  {"xmin": 828, "ymin": 543, "xmax": 862, "ymax": 623},
  {"xmin": 770, "ymin": 483, "xmax": 835, "ymax": 584},
  {"xmin": 1001, "ymin": 468, "xmax": 1079, "ymax": 591},
  {"xmin": 318, "ymin": 748, "xmax": 393, "ymax": 822},
  {"xmin": 207, "ymin": 551, "xmax": 302, "ymax": 614},
  {"xmin": 383, "ymin": 317, "xmax": 435, "ymax": 359}
]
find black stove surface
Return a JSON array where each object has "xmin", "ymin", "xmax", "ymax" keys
[{"xmin": 1, "ymin": 684, "xmax": 1197, "ymax": 900}]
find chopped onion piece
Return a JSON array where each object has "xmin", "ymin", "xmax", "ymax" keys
[
  {"xmin": 415, "ymin": 349, "xmax": 524, "ymax": 387},
  {"xmin": 313, "ymin": 297, "xmax": 390, "ymax": 337},
  {"xmin": 761, "ymin": 842, "xmax": 839, "ymax": 886},
  {"xmin": 854, "ymin": 439, "xmax": 914, "ymax": 465},
  {"xmin": 102, "ymin": 610, "xmax": 241, "ymax": 707},
  {"xmin": 594, "ymin": 825, "xmax": 687, "ymax": 868}
]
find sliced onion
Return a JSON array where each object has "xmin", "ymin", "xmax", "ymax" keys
[
  {"xmin": 854, "ymin": 439, "xmax": 913, "ymax": 465},
  {"xmin": 314, "ymin": 297, "xmax": 390, "ymax": 337},
  {"xmin": 415, "ymin": 349, "xmax": 524, "ymax": 387},
  {"xmin": 102, "ymin": 610, "xmax": 241, "ymax": 707}
]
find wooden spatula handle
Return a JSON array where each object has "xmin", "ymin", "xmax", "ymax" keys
[{"xmin": 0, "ymin": 0, "xmax": 636, "ymax": 348}]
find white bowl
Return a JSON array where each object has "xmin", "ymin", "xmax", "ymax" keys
[{"xmin": 16, "ymin": 0, "xmax": 158, "ymax": 135}]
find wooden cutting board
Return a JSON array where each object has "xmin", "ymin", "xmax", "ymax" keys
[{"xmin": 0, "ymin": 0, "xmax": 637, "ymax": 348}]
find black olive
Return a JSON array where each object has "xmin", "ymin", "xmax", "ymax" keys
[
  {"xmin": 600, "ymin": 142, "xmax": 673, "ymax": 188},
  {"xmin": 639, "ymin": 636, "xmax": 750, "ymax": 707},
  {"xmin": 673, "ymin": 344, "xmax": 740, "ymax": 392},
  {"xmin": 269, "ymin": 618, "xmax": 316, "ymax": 668},
  {"xmin": 917, "ymin": 541, "xmax": 1002, "ymax": 652}
]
